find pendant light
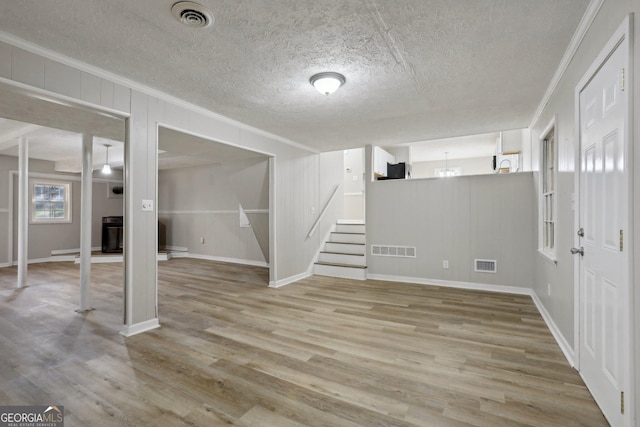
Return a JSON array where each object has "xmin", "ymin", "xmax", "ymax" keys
[
  {"xmin": 439, "ymin": 152, "xmax": 455, "ymax": 177},
  {"xmin": 102, "ymin": 144, "xmax": 112, "ymax": 175}
]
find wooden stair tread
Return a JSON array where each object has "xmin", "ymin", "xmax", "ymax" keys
[
  {"xmin": 320, "ymin": 251, "xmax": 364, "ymax": 256},
  {"xmin": 314, "ymin": 261, "xmax": 367, "ymax": 269}
]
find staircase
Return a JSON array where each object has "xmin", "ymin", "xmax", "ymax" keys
[{"xmin": 314, "ymin": 222, "xmax": 366, "ymax": 280}]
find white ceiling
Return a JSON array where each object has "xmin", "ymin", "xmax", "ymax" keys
[
  {"xmin": 158, "ymin": 127, "xmax": 268, "ymax": 170},
  {"xmin": 0, "ymin": 0, "xmax": 590, "ymax": 153}
]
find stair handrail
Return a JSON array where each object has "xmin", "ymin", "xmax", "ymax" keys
[{"xmin": 307, "ymin": 184, "xmax": 341, "ymax": 239}]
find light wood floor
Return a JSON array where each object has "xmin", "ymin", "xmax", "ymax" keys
[{"xmin": 0, "ymin": 259, "xmax": 608, "ymax": 426}]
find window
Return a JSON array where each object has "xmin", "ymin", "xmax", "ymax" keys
[
  {"xmin": 31, "ymin": 181, "xmax": 72, "ymax": 223},
  {"xmin": 540, "ymin": 124, "xmax": 556, "ymax": 257}
]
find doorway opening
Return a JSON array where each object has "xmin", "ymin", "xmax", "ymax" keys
[{"xmin": 156, "ymin": 125, "xmax": 273, "ymax": 284}]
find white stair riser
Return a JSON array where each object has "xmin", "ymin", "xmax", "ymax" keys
[
  {"xmin": 318, "ymin": 252, "xmax": 366, "ymax": 266},
  {"xmin": 335, "ymin": 224, "xmax": 366, "ymax": 234},
  {"xmin": 330, "ymin": 233, "xmax": 365, "ymax": 244},
  {"xmin": 314, "ymin": 264, "xmax": 366, "ymax": 280},
  {"xmin": 324, "ymin": 243, "xmax": 365, "ymax": 255}
]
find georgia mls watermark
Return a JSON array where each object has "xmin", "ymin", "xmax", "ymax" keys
[{"xmin": 0, "ymin": 406, "xmax": 63, "ymax": 427}]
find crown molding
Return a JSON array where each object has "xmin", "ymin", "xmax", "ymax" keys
[
  {"xmin": 530, "ymin": 0, "xmax": 605, "ymax": 128},
  {"xmin": 0, "ymin": 32, "xmax": 319, "ymax": 154}
]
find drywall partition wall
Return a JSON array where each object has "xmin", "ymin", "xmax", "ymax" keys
[
  {"xmin": 158, "ymin": 159, "xmax": 267, "ymax": 264},
  {"xmin": 529, "ymin": 0, "xmax": 640, "ymax": 414},
  {"xmin": 366, "ymin": 170, "xmax": 535, "ymax": 289},
  {"xmin": 1, "ymin": 155, "xmax": 122, "ymax": 263}
]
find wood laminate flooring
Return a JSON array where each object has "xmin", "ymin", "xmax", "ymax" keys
[{"xmin": 0, "ymin": 259, "xmax": 608, "ymax": 426}]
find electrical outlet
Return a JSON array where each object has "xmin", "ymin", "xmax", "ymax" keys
[
  {"xmin": 443, "ymin": 260, "xmax": 449, "ymax": 269},
  {"xmin": 200, "ymin": 237, "xmax": 205, "ymax": 244},
  {"xmin": 547, "ymin": 283, "xmax": 551, "ymax": 296}
]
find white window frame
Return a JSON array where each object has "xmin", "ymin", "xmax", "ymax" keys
[
  {"xmin": 30, "ymin": 180, "xmax": 72, "ymax": 224},
  {"xmin": 539, "ymin": 117, "xmax": 557, "ymax": 260}
]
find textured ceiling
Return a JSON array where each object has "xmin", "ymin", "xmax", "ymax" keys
[{"xmin": 0, "ymin": 0, "xmax": 590, "ymax": 152}]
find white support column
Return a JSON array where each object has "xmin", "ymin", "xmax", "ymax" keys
[
  {"xmin": 17, "ymin": 137, "xmax": 28, "ymax": 288},
  {"xmin": 78, "ymin": 134, "xmax": 94, "ymax": 312}
]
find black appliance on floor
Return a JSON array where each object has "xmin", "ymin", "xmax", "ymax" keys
[{"xmin": 102, "ymin": 216, "xmax": 123, "ymax": 253}]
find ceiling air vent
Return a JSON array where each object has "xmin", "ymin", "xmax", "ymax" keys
[
  {"xmin": 171, "ymin": 2, "xmax": 214, "ymax": 29},
  {"xmin": 475, "ymin": 259, "xmax": 497, "ymax": 273}
]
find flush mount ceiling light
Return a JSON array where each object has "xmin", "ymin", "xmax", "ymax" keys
[
  {"xmin": 102, "ymin": 144, "xmax": 112, "ymax": 175},
  {"xmin": 310, "ymin": 72, "xmax": 346, "ymax": 95},
  {"xmin": 171, "ymin": 1, "xmax": 214, "ymax": 29}
]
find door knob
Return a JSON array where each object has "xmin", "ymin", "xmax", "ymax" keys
[{"xmin": 570, "ymin": 247, "xmax": 584, "ymax": 256}]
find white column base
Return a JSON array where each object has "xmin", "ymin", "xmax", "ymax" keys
[{"xmin": 119, "ymin": 318, "xmax": 160, "ymax": 337}]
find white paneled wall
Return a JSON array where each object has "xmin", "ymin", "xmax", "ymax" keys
[
  {"xmin": 366, "ymin": 171, "xmax": 535, "ymax": 288},
  {"xmin": 157, "ymin": 160, "xmax": 268, "ymax": 265},
  {"xmin": 1, "ymin": 42, "xmax": 132, "ymax": 113},
  {"xmin": 0, "ymin": 36, "xmax": 343, "ymax": 329}
]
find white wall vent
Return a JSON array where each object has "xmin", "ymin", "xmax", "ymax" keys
[
  {"xmin": 371, "ymin": 245, "xmax": 416, "ymax": 258},
  {"xmin": 475, "ymin": 259, "xmax": 497, "ymax": 273}
]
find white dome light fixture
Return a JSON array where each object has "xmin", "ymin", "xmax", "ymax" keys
[{"xmin": 310, "ymin": 72, "xmax": 346, "ymax": 95}]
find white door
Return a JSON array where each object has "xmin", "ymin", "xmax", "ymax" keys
[{"xmin": 577, "ymin": 29, "xmax": 630, "ymax": 426}]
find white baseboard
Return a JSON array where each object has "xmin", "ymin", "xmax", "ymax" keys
[
  {"xmin": 181, "ymin": 253, "xmax": 268, "ymax": 268},
  {"xmin": 366, "ymin": 273, "xmax": 533, "ymax": 296},
  {"xmin": 530, "ymin": 291, "xmax": 575, "ymax": 367},
  {"xmin": 161, "ymin": 245, "xmax": 188, "ymax": 252},
  {"xmin": 51, "ymin": 246, "xmax": 101, "ymax": 255},
  {"xmin": 25, "ymin": 256, "xmax": 75, "ymax": 264},
  {"xmin": 269, "ymin": 271, "xmax": 312, "ymax": 288},
  {"xmin": 0, "ymin": 262, "xmax": 10, "ymax": 268},
  {"xmin": 119, "ymin": 318, "xmax": 160, "ymax": 337}
]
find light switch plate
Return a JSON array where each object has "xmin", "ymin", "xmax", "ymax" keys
[{"xmin": 141, "ymin": 199, "xmax": 154, "ymax": 211}]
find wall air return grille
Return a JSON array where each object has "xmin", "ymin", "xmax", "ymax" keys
[
  {"xmin": 474, "ymin": 259, "xmax": 497, "ymax": 273},
  {"xmin": 371, "ymin": 245, "xmax": 416, "ymax": 258}
]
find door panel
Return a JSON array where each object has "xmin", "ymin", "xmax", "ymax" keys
[{"xmin": 578, "ymin": 36, "xmax": 629, "ymax": 426}]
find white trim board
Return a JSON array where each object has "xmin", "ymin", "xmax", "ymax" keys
[
  {"xmin": 269, "ymin": 271, "xmax": 312, "ymax": 288},
  {"xmin": 158, "ymin": 209, "xmax": 268, "ymax": 215},
  {"xmin": 170, "ymin": 252, "xmax": 268, "ymax": 268},
  {"xmin": 530, "ymin": 291, "xmax": 575, "ymax": 367},
  {"xmin": 366, "ymin": 273, "xmax": 574, "ymax": 368},
  {"xmin": 366, "ymin": 273, "xmax": 532, "ymax": 296},
  {"xmin": 9, "ymin": 170, "xmax": 123, "ymax": 184},
  {"xmin": 120, "ymin": 318, "xmax": 160, "ymax": 337},
  {"xmin": 51, "ymin": 246, "xmax": 101, "ymax": 255}
]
